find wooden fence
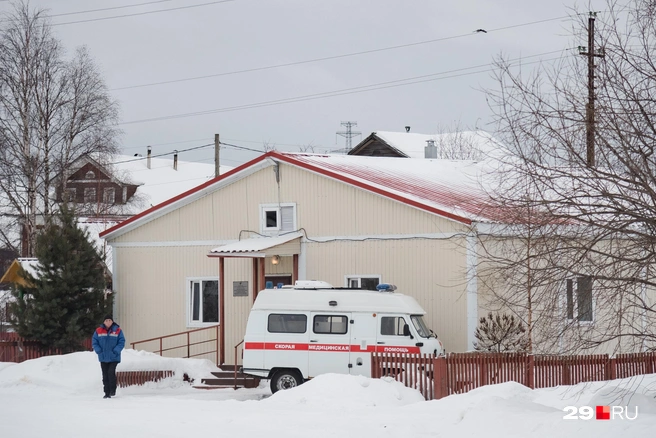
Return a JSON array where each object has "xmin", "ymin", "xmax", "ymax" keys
[
  {"xmin": 116, "ymin": 370, "xmax": 174, "ymax": 388},
  {"xmin": 371, "ymin": 351, "xmax": 656, "ymax": 401},
  {"xmin": 0, "ymin": 333, "xmax": 92, "ymax": 363}
]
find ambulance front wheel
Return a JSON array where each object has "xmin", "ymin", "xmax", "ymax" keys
[{"xmin": 270, "ymin": 369, "xmax": 303, "ymax": 393}]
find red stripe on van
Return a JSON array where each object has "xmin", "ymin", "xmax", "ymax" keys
[{"xmin": 244, "ymin": 342, "xmax": 420, "ymax": 354}]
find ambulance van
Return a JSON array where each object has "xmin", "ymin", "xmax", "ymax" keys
[{"xmin": 241, "ymin": 280, "xmax": 444, "ymax": 393}]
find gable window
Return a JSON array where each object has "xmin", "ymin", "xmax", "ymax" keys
[
  {"xmin": 566, "ymin": 276, "xmax": 593, "ymax": 322},
  {"xmin": 346, "ymin": 276, "xmax": 380, "ymax": 291},
  {"xmin": 260, "ymin": 203, "xmax": 296, "ymax": 234},
  {"xmin": 85, "ymin": 170, "xmax": 95, "ymax": 179},
  {"xmin": 188, "ymin": 278, "xmax": 219, "ymax": 326},
  {"xmin": 103, "ymin": 187, "xmax": 115, "ymax": 204},
  {"xmin": 84, "ymin": 187, "xmax": 96, "ymax": 203}
]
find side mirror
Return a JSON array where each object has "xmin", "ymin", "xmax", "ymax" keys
[{"xmin": 403, "ymin": 324, "xmax": 411, "ymax": 337}]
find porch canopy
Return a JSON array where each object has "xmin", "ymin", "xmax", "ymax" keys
[
  {"xmin": 0, "ymin": 258, "xmax": 40, "ymax": 286},
  {"xmin": 207, "ymin": 232, "xmax": 302, "ymax": 364}
]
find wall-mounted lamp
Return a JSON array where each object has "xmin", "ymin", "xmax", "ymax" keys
[{"xmin": 271, "ymin": 255, "xmax": 280, "ymax": 265}]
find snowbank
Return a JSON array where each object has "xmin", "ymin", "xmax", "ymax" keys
[
  {"xmin": 0, "ymin": 352, "xmax": 654, "ymax": 438},
  {"xmin": 266, "ymin": 374, "xmax": 424, "ymax": 408},
  {"xmin": 0, "ymin": 349, "xmax": 220, "ymax": 393}
]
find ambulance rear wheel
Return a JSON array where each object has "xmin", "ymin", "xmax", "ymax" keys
[{"xmin": 270, "ymin": 370, "xmax": 302, "ymax": 393}]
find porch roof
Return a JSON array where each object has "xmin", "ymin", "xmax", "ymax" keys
[
  {"xmin": 0, "ymin": 258, "xmax": 40, "ymax": 286},
  {"xmin": 207, "ymin": 232, "xmax": 303, "ymax": 258}
]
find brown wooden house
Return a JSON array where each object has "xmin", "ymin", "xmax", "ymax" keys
[{"xmin": 56, "ymin": 155, "xmax": 141, "ymax": 207}]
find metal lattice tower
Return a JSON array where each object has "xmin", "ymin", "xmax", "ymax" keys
[{"xmin": 336, "ymin": 121, "xmax": 362, "ymax": 152}]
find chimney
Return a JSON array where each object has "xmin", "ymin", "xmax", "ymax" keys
[
  {"xmin": 425, "ymin": 139, "xmax": 437, "ymax": 159},
  {"xmin": 405, "ymin": 126, "xmax": 411, "ymax": 133},
  {"xmin": 173, "ymin": 150, "xmax": 178, "ymax": 171},
  {"xmin": 147, "ymin": 146, "xmax": 152, "ymax": 169}
]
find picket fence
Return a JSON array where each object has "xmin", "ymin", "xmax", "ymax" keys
[
  {"xmin": 0, "ymin": 332, "xmax": 92, "ymax": 362},
  {"xmin": 371, "ymin": 351, "xmax": 656, "ymax": 400}
]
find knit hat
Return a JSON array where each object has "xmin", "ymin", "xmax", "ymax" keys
[{"xmin": 104, "ymin": 314, "xmax": 113, "ymax": 322}]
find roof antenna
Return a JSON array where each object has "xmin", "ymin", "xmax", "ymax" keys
[{"xmin": 405, "ymin": 126, "xmax": 411, "ymax": 133}]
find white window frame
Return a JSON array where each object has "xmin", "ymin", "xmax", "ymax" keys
[
  {"xmin": 186, "ymin": 277, "xmax": 220, "ymax": 328},
  {"xmin": 103, "ymin": 187, "xmax": 115, "ymax": 204},
  {"xmin": 565, "ymin": 276, "xmax": 594, "ymax": 324},
  {"xmin": 259, "ymin": 203, "xmax": 296, "ymax": 234},
  {"xmin": 345, "ymin": 275, "xmax": 381, "ymax": 291}
]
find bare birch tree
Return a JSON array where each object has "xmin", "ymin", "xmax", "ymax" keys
[
  {"xmin": 0, "ymin": 3, "xmax": 119, "ymax": 256},
  {"xmin": 480, "ymin": 0, "xmax": 656, "ymax": 353}
]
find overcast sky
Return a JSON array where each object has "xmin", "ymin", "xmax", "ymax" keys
[{"xmin": 4, "ymin": 0, "xmax": 611, "ymax": 167}]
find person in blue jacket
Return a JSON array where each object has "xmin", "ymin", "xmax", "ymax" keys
[{"xmin": 92, "ymin": 315, "xmax": 125, "ymax": 399}]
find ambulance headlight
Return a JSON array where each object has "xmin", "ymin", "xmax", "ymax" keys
[{"xmin": 376, "ymin": 283, "xmax": 397, "ymax": 292}]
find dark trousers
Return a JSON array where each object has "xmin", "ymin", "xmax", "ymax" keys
[{"xmin": 100, "ymin": 361, "xmax": 118, "ymax": 396}]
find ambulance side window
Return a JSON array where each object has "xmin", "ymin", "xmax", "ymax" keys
[
  {"xmin": 380, "ymin": 316, "xmax": 407, "ymax": 336},
  {"xmin": 267, "ymin": 314, "xmax": 307, "ymax": 333},
  {"xmin": 313, "ymin": 315, "xmax": 348, "ymax": 334}
]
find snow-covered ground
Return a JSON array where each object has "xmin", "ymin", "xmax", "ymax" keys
[{"xmin": 0, "ymin": 350, "xmax": 654, "ymax": 437}]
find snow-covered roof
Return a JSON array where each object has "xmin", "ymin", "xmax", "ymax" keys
[
  {"xmin": 364, "ymin": 130, "xmax": 507, "ymax": 160},
  {"xmin": 283, "ymin": 152, "xmax": 493, "ymax": 223},
  {"xmin": 111, "ymin": 155, "xmax": 234, "ymax": 211},
  {"xmin": 17, "ymin": 258, "xmax": 39, "ymax": 278},
  {"xmin": 0, "ymin": 258, "xmax": 40, "ymax": 285},
  {"xmin": 100, "ymin": 151, "xmax": 500, "ymax": 240},
  {"xmin": 209, "ymin": 232, "xmax": 303, "ymax": 257}
]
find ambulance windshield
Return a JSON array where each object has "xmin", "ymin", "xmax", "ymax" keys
[{"xmin": 411, "ymin": 315, "xmax": 431, "ymax": 338}]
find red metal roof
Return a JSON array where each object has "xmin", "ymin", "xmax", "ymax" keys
[{"xmin": 100, "ymin": 151, "xmax": 499, "ymax": 239}]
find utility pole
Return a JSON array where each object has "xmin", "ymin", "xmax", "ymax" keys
[
  {"xmin": 214, "ymin": 133, "xmax": 220, "ymax": 177},
  {"xmin": 578, "ymin": 12, "xmax": 605, "ymax": 168},
  {"xmin": 336, "ymin": 121, "xmax": 361, "ymax": 152}
]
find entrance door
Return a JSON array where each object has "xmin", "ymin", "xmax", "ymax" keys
[{"xmin": 307, "ymin": 312, "xmax": 352, "ymax": 378}]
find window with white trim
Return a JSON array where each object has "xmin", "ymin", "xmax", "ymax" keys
[
  {"xmin": 566, "ymin": 276, "xmax": 593, "ymax": 322},
  {"xmin": 187, "ymin": 278, "xmax": 219, "ymax": 326},
  {"xmin": 103, "ymin": 187, "xmax": 115, "ymax": 204},
  {"xmin": 346, "ymin": 275, "xmax": 380, "ymax": 291},
  {"xmin": 260, "ymin": 203, "xmax": 296, "ymax": 234}
]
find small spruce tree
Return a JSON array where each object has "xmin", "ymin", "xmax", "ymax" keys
[
  {"xmin": 9, "ymin": 206, "xmax": 111, "ymax": 352},
  {"xmin": 473, "ymin": 312, "xmax": 529, "ymax": 353}
]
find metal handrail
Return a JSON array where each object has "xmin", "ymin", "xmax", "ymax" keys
[
  {"xmin": 234, "ymin": 339, "xmax": 244, "ymax": 389},
  {"xmin": 131, "ymin": 324, "xmax": 220, "ymax": 364}
]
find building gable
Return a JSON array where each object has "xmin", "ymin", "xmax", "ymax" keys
[
  {"xmin": 56, "ymin": 157, "xmax": 139, "ymax": 205},
  {"xmin": 348, "ymin": 133, "xmax": 408, "ymax": 157}
]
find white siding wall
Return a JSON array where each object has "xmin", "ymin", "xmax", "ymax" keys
[{"xmin": 304, "ymin": 238, "xmax": 469, "ymax": 352}]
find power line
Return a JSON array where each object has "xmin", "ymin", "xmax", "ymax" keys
[
  {"xmin": 219, "ymin": 141, "xmax": 264, "ymax": 154},
  {"xmin": 112, "ymin": 15, "xmax": 571, "ymax": 91},
  {"xmin": 122, "ymin": 136, "xmax": 330, "ymax": 152},
  {"xmin": 122, "ymin": 137, "xmax": 213, "ymax": 151},
  {"xmin": 111, "ymin": 142, "xmax": 214, "ymax": 164},
  {"xmin": 120, "ymin": 49, "xmax": 570, "ymax": 125},
  {"xmin": 48, "ymin": 1, "xmax": 175, "ymax": 18},
  {"xmin": 51, "ymin": 0, "xmax": 237, "ymax": 27}
]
